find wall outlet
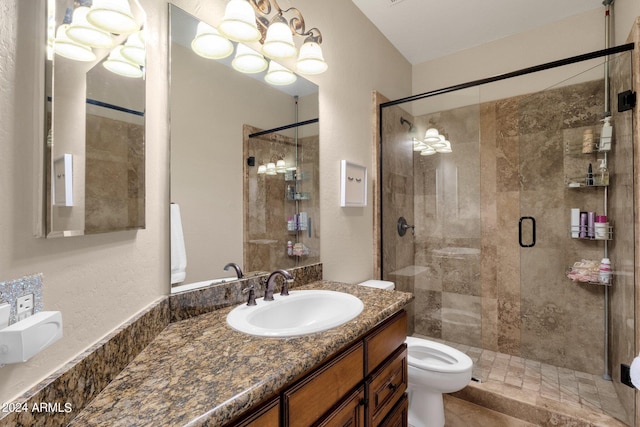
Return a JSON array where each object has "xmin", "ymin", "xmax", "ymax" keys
[{"xmin": 16, "ymin": 294, "xmax": 34, "ymax": 321}]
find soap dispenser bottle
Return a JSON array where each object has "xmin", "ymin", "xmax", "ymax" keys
[
  {"xmin": 599, "ymin": 116, "xmax": 613, "ymax": 151},
  {"xmin": 597, "ymin": 158, "xmax": 609, "ymax": 186}
]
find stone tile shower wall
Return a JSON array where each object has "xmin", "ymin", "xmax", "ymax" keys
[{"xmin": 406, "ymin": 78, "xmax": 628, "ymax": 376}]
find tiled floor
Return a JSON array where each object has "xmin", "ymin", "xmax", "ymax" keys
[{"xmin": 414, "ymin": 334, "xmax": 631, "ymax": 426}]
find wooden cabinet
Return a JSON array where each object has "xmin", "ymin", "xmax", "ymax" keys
[
  {"xmin": 283, "ymin": 343, "xmax": 364, "ymax": 427},
  {"xmin": 228, "ymin": 310, "xmax": 408, "ymax": 427},
  {"xmin": 232, "ymin": 397, "xmax": 280, "ymax": 427}
]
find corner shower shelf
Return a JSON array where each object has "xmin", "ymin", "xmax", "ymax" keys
[{"xmin": 568, "ymin": 226, "xmax": 614, "ymax": 241}]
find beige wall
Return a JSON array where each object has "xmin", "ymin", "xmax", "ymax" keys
[{"xmin": 412, "ymin": 1, "xmax": 640, "ymax": 98}]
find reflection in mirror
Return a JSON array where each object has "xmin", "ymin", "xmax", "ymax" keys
[
  {"xmin": 169, "ymin": 5, "xmax": 319, "ymax": 291},
  {"xmin": 44, "ymin": 0, "xmax": 146, "ymax": 237}
]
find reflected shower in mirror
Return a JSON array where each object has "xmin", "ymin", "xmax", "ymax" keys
[
  {"xmin": 44, "ymin": 0, "xmax": 146, "ymax": 237},
  {"xmin": 169, "ymin": 5, "xmax": 319, "ymax": 290}
]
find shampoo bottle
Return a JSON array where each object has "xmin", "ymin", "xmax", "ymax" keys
[
  {"xmin": 597, "ymin": 158, "xmax": 609, "ymax": 186},
  {"xmin": 599, "ymin": 116, "xmax": 612, "ymax": 151}
]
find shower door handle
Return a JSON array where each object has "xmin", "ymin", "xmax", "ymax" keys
[{"xmin": 519, "ymin": 216, "xmax": 536, "ymax": 248}]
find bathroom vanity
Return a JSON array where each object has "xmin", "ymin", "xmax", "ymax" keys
[{"xmin": 68, "ymin": 281, "xmax": 413, "ymax": 426}]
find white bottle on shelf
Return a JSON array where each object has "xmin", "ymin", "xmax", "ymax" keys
[{"xmin": 599, "ymin": 258, "xmax": 611, "ymax": 285}]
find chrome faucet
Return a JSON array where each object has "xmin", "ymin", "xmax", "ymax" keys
[
  {"xmin": 264, "ymin": 269, "xmax": 294, "ymax": 301},
  {"xmin": 224, "ymin": 262, "xmax": 244, "ymax": 279}
]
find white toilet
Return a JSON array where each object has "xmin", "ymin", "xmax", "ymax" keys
[{"xmin": 358, "ymin": 280, "xmax": 473, "ymax": 427}]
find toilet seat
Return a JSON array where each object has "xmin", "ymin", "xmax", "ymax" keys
[{"xmin": 405, "ymin": 337, "xmax": 473, "ymax": 374}]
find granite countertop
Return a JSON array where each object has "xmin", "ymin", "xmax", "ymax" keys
[{"xmin": 70, "ymin": 281, "xmax": 413, "ymax": 427}]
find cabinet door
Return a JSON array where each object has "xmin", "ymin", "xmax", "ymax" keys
[
  {"xmin": 316, "ymin": 386, "xmax": 366, "ymax": 427},
  {"xmin": 377, "ymin": 394, "xmax": 408, "ymax": 427},
  {"xmin": 232, "ymin": 397, "xmax": 280, "ymax": 427},
  {"xmin": 367, "ymin": 345, "xmax": 407, "ymax": 426},
  {"xmin": 283, "ymin": 342, "xmax": 364, "ymax": 427}
]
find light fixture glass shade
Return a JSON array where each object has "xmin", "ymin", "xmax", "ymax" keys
[
  {"xmin": 266, "ymin": 162, "xmax": 277, "ymax": 175},
  {"xmin": 436, "ymin": 141, "xmax": 452, "ymax": 153},
  {"xmin": 121, "ymin": 30, "xmax": 145, "ymax": 65},
  {"xmin": 103, "ymin": 45, "xmax": 143, "ymax": 78},
  {"xmin": 265, "ymin": 61, "xmax": 297, "ymax": 86},
  {"xmin": 262, "ymin": 16, "xmax": 296, "ymax": 59},
  {"xmin": 296, "ymin": 38, "xmax": 327, "ymax": 75},
  {"xmin": 191, "ymin": 22, "xmax": 234, "ymax": 60},
  {"xmin": 420, "ymin": 146, "xmax": 436, "ymax": 156},
  {"xmin": 218, "ymin": 0, "xmax": 261, "ymax": 43},
  {"xmin": 423, "ymin": 128, "xmax": 441, "ymax": 143},
  {"xmin": 257, "ymin": 165, "xmax": 267, "ymax": 174},
  {"xmin": 87, "ymin": 0, "xmax": 140, "ymax": 34},
  {"xmin": 276, "ymin": 159, "xmax": 286, "ymax": 173},
  {"xmin": 412, "ymin": 137, "xmax": 427, "ymax": 152},
  {"xmin": 53, "ymin": 24, "xmax": 97, "ymax": 61},
  {"xmin": 430, "ymin": 135, "xmax": 447, "ymax": 148},
  {"xmin": 66, "ymin": 7, "xmax": 113, "ymax": 48},
  {"xmin": 231, "ymin": 43, "xmax": 267, "ymax": 73}
]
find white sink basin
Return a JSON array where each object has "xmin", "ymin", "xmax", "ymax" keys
[{"xmin": 226, "ymin": 290, "xmax": 364, "ymax": 337}]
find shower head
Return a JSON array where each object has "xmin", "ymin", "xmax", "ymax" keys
[{"xmin": 400, "ymin": 117, "xmax": 415, "ymax": 132}]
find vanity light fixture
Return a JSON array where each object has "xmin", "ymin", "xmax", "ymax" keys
[
  {"xmin": 430, "ymin": 135, "xmax": 447, "ymax": 149},
  {"xmin": 295, "ymin": 35, "xmax": 327, "ymax": 75},
  {"xmin": 266, "ymin": 162, "xmax": 277, "ymax": 175},
  {"xmin": 103, "ymin": 45, "xmax": 143, "ymax": 78},
  {"xmin": 436, "ymin": 140, "xmax": 452, "ymax": 153},
  {"xmin": 423, "ymin": 128, "xmax": 441, "ymax": 144},
  {"xmin": 87, "ymin": 0, "xmax": 140, "ymax": 35},
  {"xmin": 231, "ymin": 43, "xmax": 268, "ymax": 73},
  {"xmin": 264, "ymin": 60, "xmax": 297, "ymax": 85},
  {"xmin": 66, "ymin": 6, "xmax": 114, "ymax": 49},
  {"xmin": 53, "ymin": 24, "xmax": 97, "ymax": 62},
  {"xmin": 218, "ymin": 0, "xmax": 262, "ymax": 43},
  {"xmin": 420, "ymin": 146, "xmax": 437, "ymax": 156},
  {"xmin": 121, "ymin": 30, "xmax": 146, "ymax": 66},
  {"xmin": 412, "ymin": 138, "xmax": 427, "ymax": 152},
  {"xmin": 262, "ymin": 15, "xmax": 296, "ymax": 59},
  {"xmin": 276, "ymin": 159, "xmax": 287, "ymax": 173},
  {"xmin": 191, "ymin": 22, "xmax": 234, "ymax": 60},
  {"xmin": 257, "ymin": 164, "xmax": 267, "ymax": 174},
  {"xmin": 220, "ymin": 0, "xmax": 327, "ymax": 75}
]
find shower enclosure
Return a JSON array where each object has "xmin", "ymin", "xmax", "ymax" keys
[{"xmin": 379, "ymin": 45, "xmax": 635, "ymax": 424}]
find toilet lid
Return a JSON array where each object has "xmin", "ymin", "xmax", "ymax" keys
[{"xmin": 405, "ymin": 337, "xmax": 473, "ymax": 373}]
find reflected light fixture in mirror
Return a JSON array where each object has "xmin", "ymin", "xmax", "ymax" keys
[
  {"xmin": 103, "ymin": 45, "xmax": 144, "ymax": 78},
  {"xmin": 121, "ymin": 30, "xmax": 146, "ymax": 66},
  {"xmin": 232, "ymin": 43, "xmax": 268, "ymax": 73},
  {"xmin": 66, "ymin": 6, "xmax": 113, "ymax": 49},
  {"xmin": 191, "ymin": 22, "xmax": 234, "ymax": 60},
  {"xmin": 265, "ymin": 61, "xmax": 297, "ymax": 86},
  {"xmin": 53, "ymin": 24, "xmax": 97, "ymax": 62},
  {"xmin": 87, "ymin": 0, "xmax": 140, "ymax": 34},
  {"xmin": 218, "ymin": 0, "xmax": 261, "ymax": 42}
]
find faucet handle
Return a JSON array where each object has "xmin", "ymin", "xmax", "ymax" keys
[{"xmin": 242, "ymin": 283, "xmax": 257, "ymax": 306}]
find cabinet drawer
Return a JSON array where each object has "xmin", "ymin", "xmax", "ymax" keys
[
  {"xmin": 230, "ymin": 397, "xmax": 279, "ymax": 427},
  {"xmin": 367, "ymin": 345, "xmax": 407, "ymax": 427},
  {"xmin": 283, "ymin": 342, "xmax": 364, "ymax": 427},
  {"xmin": 364, "ymin": 310, "xmax": 407, "ymax": 374},
  {"xmin": 316, "ymin": 385, "xmax": 365, "ymax": 427},
  {"xmin": 377, "ymin": 393, "xmax": 408, "ymax": 427}
]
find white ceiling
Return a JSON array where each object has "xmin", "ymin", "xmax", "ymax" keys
[{"xmin": 351, "ymin": 0, "xmax": 605, "ymax": 64}]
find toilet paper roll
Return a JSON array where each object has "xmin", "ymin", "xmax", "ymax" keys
[{"xmin": 630, "ymin": 355, "xmax": 640, "ymax": 389}]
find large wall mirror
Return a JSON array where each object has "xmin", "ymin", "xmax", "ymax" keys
[
  {"xmin": 43, "ymin": 0, "xmax": 146, "ymax": 238},
  {"xmin": 169, "ymin": 5, "xmax": 319, "ymax": 290}
]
